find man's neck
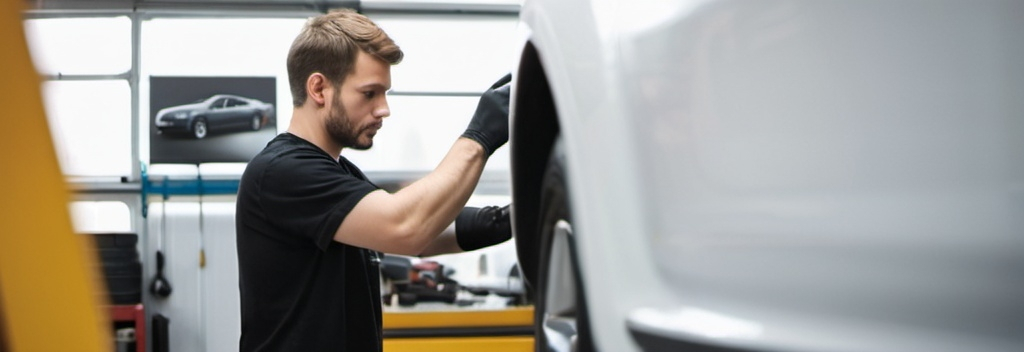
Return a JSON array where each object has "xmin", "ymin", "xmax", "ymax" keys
[{"xmin": 287, "ymin": 111, "xmax": 343, "ymax": 158}]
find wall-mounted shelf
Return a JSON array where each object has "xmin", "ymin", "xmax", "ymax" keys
[{"xmin": 139, "ymin": 164, "xmax": 240, "ymax": 217}]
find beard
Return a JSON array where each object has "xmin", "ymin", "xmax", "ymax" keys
[{"xmin": 325, "ymin": 93, "xmax": 375, "ymax": 150}]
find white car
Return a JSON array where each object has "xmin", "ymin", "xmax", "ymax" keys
[{"xmin": 507, "ymin": 1, "xmax": 1024, "ymax": 351}]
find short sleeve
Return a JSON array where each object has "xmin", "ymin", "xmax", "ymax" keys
[{"xmin": 258, "ymin": 151, "xmax": 378, "ymax": 251}]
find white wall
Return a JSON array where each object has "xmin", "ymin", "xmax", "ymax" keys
[{"xmin": 145, "ymin": 200, "xmax": 240, "ymax": 352}]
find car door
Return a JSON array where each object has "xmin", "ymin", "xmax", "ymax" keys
[
  {"xmin": 224, "ymin": 97, "xmax": 251, "ymax": 128},
  {"xmin": 206, "ymin": 97, "xmax": 229, "ymax": 129}
]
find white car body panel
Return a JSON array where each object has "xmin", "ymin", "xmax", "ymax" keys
[{"xmin": 512, "ymin": 0, "xmax": 1024, "ymax": 351}]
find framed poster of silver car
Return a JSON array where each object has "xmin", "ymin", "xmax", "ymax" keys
[{"xmin": 149, "ymin": 76, "xmax": 277, "ymax": 164}]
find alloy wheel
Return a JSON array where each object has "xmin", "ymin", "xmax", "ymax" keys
[
  {"xmin": 542, "ymin": 219, "xmax": 579, "ymax": 352},
  {"xmin": 193, "ymin": 119, "xmax": 208, "ymax": 139}
]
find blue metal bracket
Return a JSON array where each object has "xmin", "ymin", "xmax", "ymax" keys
[{"xmin": 140, "ymin": 163, "xmax": 240, "ymax": 218}]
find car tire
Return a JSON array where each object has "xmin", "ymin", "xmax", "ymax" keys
[
  {"xmin": 251, "ymin": 114, "xmax": 262, "ymax": 131},
  {"xmin": 192, "ymin": 117, "xmax": 208, "ymax": 139},
  {"xmin": 535, "ymin": 137, "xmax": 595, "ymax": 352}
]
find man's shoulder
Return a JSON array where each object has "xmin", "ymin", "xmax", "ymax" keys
[
  {"xmin": 250, "ymin": 134, "xmax": 328, "ymax": 166},
  {"xmin": 242, "ymin": 135, "xmax": 317, "ymax": 185}
]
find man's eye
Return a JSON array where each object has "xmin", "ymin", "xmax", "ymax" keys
[{"xmin": 364, "ymin": 91, "xmax": 376, "ymax": 99}]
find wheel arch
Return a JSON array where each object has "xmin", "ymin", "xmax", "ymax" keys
[{"xmin": 510, "ymin": 41, "xmax": 560, "ymax": 292}]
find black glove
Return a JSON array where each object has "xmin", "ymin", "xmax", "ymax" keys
[
  {"xmin": 461, "ymin": 74, "xmax": 512, "ymax": 157},
  {"xmin": 455, "ymin": 204, "xmax": 512, "ymax": 251}
]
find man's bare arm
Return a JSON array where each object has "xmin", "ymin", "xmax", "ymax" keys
[
  {"xmin": 417, "ymin": 224, "xmax": 462, "ymax": 257},
  {"xmin": 419, "ymin": 204, "xmax": 514, "ymax": 257},
  {"xmin": 335, "ymin": 74, "xmax": 510, "ymax": 255},
  {"xmin": 335, "ymin": 138, "xmax": 485, "ymax": 255}
]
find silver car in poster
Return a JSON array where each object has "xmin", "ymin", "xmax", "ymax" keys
[
  {"xmin": 154, "ymin": 94, "xmax": 274, "ymax": 139},
  {"xmin": 507, "ymin": 0, "xmax": 1024, "ymax": 351}
]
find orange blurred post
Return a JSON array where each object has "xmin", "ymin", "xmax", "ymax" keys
[{"xmin": 0, "ymin": 2, "xmax": 112, "ymax": 351}]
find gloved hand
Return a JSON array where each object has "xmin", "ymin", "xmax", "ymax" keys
[
  {"xmin": 461, "ymin": 74, "xmax": 512, "ymax": 157},
  {"xmin": 455, "ymin": 204, "xmax": 512, "ymax": 251}
]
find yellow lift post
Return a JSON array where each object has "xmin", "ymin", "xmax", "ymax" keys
[
  {"xmin": 0, "ymin": 1, "xmax": 112, "ymax": 351},
  {"xmin": 384, "ymin": 306, "xmax": 534, "ymax": 352}
]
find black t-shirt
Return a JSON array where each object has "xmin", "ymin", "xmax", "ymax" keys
[{"xmin": 236, "ymin": 133, "xmax": 383, "ymax": 351}]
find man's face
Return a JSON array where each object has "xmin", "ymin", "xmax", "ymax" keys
[{"xmin": 325, "ymin": 50, "xmax": 392, "ymax": 150}]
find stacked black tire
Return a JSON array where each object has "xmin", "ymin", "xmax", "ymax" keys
[{"xmin": 90, "ymin": 233, "xmax": 142, "ymax": 305}]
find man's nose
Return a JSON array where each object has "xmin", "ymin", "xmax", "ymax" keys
[{"xmin": 375, "ymin": 99, "xmax": 390, "ymax": 119}]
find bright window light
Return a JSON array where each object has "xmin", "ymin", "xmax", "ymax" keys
[
  {"xmin": 23, "ymin": 17, "xmax": 131, "ymax": 75},
  {"xmin": 142, "ymin": 18, "xmax": 303, "ymax": 77},
  {"xmin": 70, "ymin": 201, "xmax": 133, "ymax": 233},
  {"xmin": 42, "ymin": 80, "xmax": 132, "ymax": 177},
  {"xmin": 344, "ymin": 95, "xmax": 489, "ymax": 171},
  {"xmin": 373, "ymin": 14, "xmax": 519, "ymax": 93},
  {"xmin": 343, "ymin": 95, "xmax": 510, "ymax": 173}
]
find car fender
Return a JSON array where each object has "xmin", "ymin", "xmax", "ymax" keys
[
  {"xmin": 187, "ymin": 114, "xmax": 204, "ymax": 128},
  {"xmin": 512, "ymin": 1, "xmax": 676, "ymax": 351}
]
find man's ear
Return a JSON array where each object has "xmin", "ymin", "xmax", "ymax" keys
[{"xmin": 306, "ymin": 73, "xmax": 329, "ymax": 106}]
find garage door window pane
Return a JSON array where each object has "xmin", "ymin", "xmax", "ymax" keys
[
  {"xmin": 344, "ymin": 95, "xmax": 509, "ymax": 173},
  {"xmin": 373, "ymin": 14, "xmax": 519, "ymax": 93},
  {"xmin": 143, "ymin": 18, "xmax": 303, "ymax": 76},
  {"xmin": 24, "ymin": 17, "xmax": 131, "ymax": 76},
  {"xmin": 43, "ymin": 81, "xmax": 132, "ymax": 177}
]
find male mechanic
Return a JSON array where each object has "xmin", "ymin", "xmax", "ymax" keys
[{"xmin": 235, "ymin": 9, "xmax": 513, "ymax": 351}]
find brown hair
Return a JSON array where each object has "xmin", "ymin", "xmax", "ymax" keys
[{"xmin": 287, "ymin": 8, "xmax": 404, "ymax": 107}]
